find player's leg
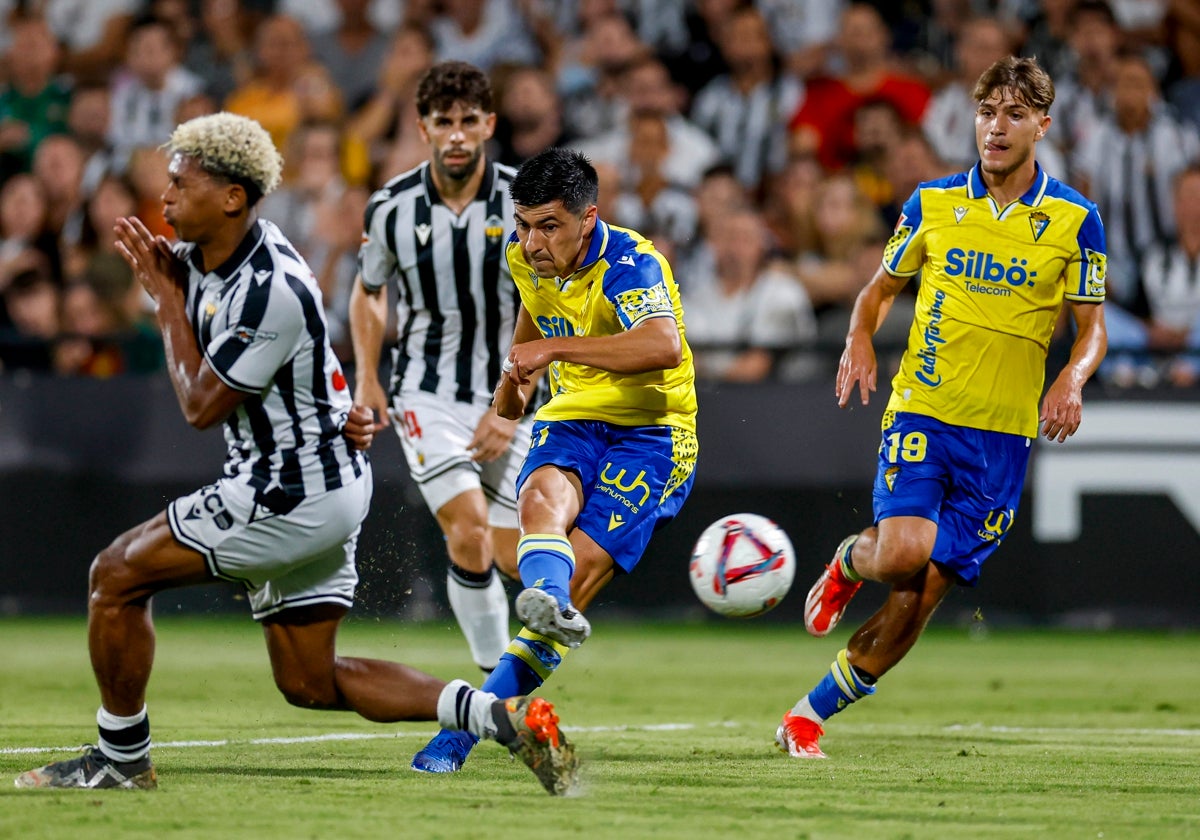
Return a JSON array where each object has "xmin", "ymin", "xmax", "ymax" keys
[
  {"xmin": 437, "ymin": 489, "xmax": 511, "ymax": 673},
  {"xmin": 779, "ymin": 556, "xmax": 956, "ymax": 759},
  {"xmin": 16, "ymin": 511, "xmax": 213, "ymax": 789}
]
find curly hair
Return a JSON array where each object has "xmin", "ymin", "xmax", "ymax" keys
[
  {"xmin": 164, "ymin": 112, "xmax": 283, "ymax": 206},
  {"xmin": 415, "ymin": 60, "xmax": 493, "ymax": 117}
]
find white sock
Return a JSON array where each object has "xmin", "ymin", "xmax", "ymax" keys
[
  {"xmin": 789, "ymin": 696, "xmax": 824, "ymax": 723},
  {"xmin": 437, "ymin": 679, "xmax": 501, "ymax": 741},
  {"xmin": 446, "ymin": 565, "xmax": 510, "ymax": 671}
]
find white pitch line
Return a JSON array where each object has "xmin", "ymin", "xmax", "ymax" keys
[{"xmin": 0, "ymin": 721, "xmax": 738, "ymax": 755}]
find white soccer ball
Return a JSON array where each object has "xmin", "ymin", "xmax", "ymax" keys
[{"xmin": 688, "ymin": 513, "xmax": 796, "ymax": 618}]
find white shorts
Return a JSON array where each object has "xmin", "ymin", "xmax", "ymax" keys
[
  {"xmin": 390, "ymin": 391, "xmax": 532, "ymax": 529},
  {"xmin": 167, "ymin": 466, "xmax": 373, "ymax": 620}
]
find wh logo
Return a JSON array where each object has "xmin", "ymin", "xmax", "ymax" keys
[{"xmin": 1033, "ymin": 403, "xmax": 1200, "ymax": 541}]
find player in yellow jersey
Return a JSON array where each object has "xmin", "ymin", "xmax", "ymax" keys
[
  {"xmin": 411, "ymin": 146, "xmax": 698, "ymax": 772},
  {"xmin": 776, "ymin": 56, "xmax": 1108, "ymax": 759}
]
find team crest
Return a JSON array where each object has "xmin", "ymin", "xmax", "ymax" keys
[
  {"xmin": 484, "ymin": 214, "xmax": 504, "ymax": 243},
  {"xmin": 1084, "ymin": 248, "xmax": 1107, "ymax": 296},
  {"xmin": 884, "ymin": 466, "xmax": 900, "ymax": 492},
  {"xmin": 1029, "ymin": 210, "xmax": 1051, "ymax": 242}
]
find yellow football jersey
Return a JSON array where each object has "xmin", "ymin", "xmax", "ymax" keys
[
  {"xmin": 883, "ymin": 163, "xmax": 1107, "ymax": 437},
  {"xmin": 507, "ymin": 221, "xmax": 697, "ymax": 432}
]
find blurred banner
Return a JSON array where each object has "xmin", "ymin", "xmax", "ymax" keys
[{"xmin": 1, "ymin": 374, "xmax": 1197, "ymax": 627}]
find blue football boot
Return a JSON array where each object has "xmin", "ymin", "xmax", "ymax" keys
[{"xmin": 410, "ymin": 728, "xmax": 478, "ymax": 773}]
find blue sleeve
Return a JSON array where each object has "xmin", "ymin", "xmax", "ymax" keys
[{"xmin": 603, "ymin": 251, "xmax": 677, "ymax": 331}]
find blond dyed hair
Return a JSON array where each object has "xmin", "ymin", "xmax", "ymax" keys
[{"xmin": 165, "ymin": 112, "xmax": 283, "ymax": 202}]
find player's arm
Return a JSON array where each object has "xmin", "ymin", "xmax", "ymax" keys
[
  {"xmin": 505, "ymin": 315, "xmax": 681, "ymax": 383},
  {"xmin": 494, "ymin": 305, "xmax": 544, "ymax": 421},
  {"xmin": 115, "ymin": 217, "xmax": 246, "ymax": 429},
  {"xmin": 348, "ymin": 276, "xmax": 391, "ymax": 431},
  {"xmin": 836, "ymin": 265, "xmax": 911, "ymax": 408},
  {"xmin": 1040, "ymin": 300, "xmax": 1107, "ymax": 443}
]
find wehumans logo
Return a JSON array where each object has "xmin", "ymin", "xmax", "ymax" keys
[
  {"xmin": 915, "ymin": 289, "xmax": 948, "ymax": 387},
  {"xmin": 977, "ymin": 508, "xmax": 1015, "ymax": 542},
  {"xmin": 596, "ymin": 463, "xmax": 651, "ymax": 513},
  {"xmin": 945, "ymin": 248, "xmax": 1037, "ymax": 287}
]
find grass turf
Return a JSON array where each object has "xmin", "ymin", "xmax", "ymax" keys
[{"xmin": 1, "ymin": 617, "xmax": 1198, "ymax": 839}]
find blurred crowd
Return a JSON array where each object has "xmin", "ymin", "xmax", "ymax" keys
[{"xmin": 2, "ymin": 0, "xmax": 1200, "ymax": 388}]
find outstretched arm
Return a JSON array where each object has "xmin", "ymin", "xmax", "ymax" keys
[
  {"xmin": 114, "ymin": 217, "xmax": 246, "ymax": 429},
  {"xmin": 1040, "ymin": 301, "xmax": 1107, "ymax": 442},
  {"xmin": 836, "ymin": 265, "xmax": 910, "ymax": 408},
  {"xmin": 493, "ymin": 305, "xmax": 545, "ymax": 421},
  {"xmin": 348, "ymin": 278, "xmax": 392, "ymax": 432}
]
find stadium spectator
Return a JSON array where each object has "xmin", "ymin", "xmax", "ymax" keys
[
  {"xmin": 349, "ymin": 63, "xmax": 536, "ymax": 743},
  {"xmin": 308, "ymin": 184, "xmax": 366, "ymax": 359},
  {"xmin": 0, "ymin": 16, "xmax": 72, "ymax": 175},
  {"xmin": 606, "ymin": 110, "xmax": 699, "ymax": 249},
  {"xmin": 849, "ymin": 98, "xmax": 905, "ymax": 210},
  {"xmin": 0, "ymin": 257, "xmax": 58, "ymax": 371},
  {"xmin": 107, "ymin": 15, "xmax": 204, "ymax": 171},
  {"xmin": 557, "ymin": 11, "xmax": 650, "ymax": 141},
  {"xmin": 14, "ymin": 111, "xmax": 576, "ymax": 795},
  {"xmin": 1051, "ymin": 0, "xmax": 1123, "ymax": 170},
  {"xmin": 0, "ymin": 173, "xmax": 61, "ymax": 284},
  {"xmin": 763, "ymin": 154, "xmax": 823, "ymax": 261},
  {"xmin": 41, "ymin": 0, "xmax": 139, "ymax": 83},
  {"xmin": 1013, "ymin": 0, "xmax": 1076, "ymax": 80},
  {"xmin": 344, "ymin": 23, "xmax": 435, "ymax": 185},
  {"xmin": 126, "ymin": 145, "xmax": 175, "ymax": 241},
  {"xmin": 183, "ymin": 0, "xmax": 255, "ymax": 105},
  {"xmin": 788, "ymin": 3, "xmax": 930, "ymax": 173},
  {"xmin": 880, "ymin": 127, "xmax": 948, "ymax": 230},
  {"xmin": 224, "ymin": 14, "xmax": 313, "ymax": 153},
  {"xmin": 690, "ymin": 5, "xmax": 802, "ymax": 193},
  {"xmin": 491, "ymin": 64, "xmax": 571, "ymax": 167},
  {"xmin": 761, "ymin": 0, "xmax": 845, "ymax": 77},
  {"xmin": 31, "ymin": 133, "xmax": 85, "ymax": 243},
  {"xmin": 1073, "ymin": 50, "xmax": 1200, "ymax": 307},
  {"xmin": 63, "ymin": 173, "xmax": 138, "ymax": 284},
  {"xmin": 656, "ymin": 0, "xmax": 732, "ymax": 100},
  {"xmin": 776, "ymin": 56, "xmax": 1109, "ymax": 761},
  {"xmin": 309, "ymin": 0, "xmax": 391, "ymax": 112},
  {"xmin": 279, "ymin": 0, "xmax": 404, "ymax": 36},
  {"xmin": 429, "ymin": 0, "xmax": 540, "ymax": 72},
  {"xmin": 67, "ymin": 82, "xmax": 116, "ymax": 196},
  {"xmin": 573, "ymin": 55, "xmax": 721, "ymax": 191},
  {"xmin": 54, "ymin": 277, "xmax": 129, "ymax": 377},
  {"xmin": 411, "ymin": 146, "xmax": 697, "ymax": 776},
  {"xmin": 683, "ymin": 204, "xmax": 816, "ymax": 382}
]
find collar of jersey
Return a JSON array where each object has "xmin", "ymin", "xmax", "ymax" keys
[
  {"xmin": 422, "ymin": 159, "xmax": 496, "ymax": 207},
  {"xmin": 189, "ymin": 220, "xmax": 265, "ymax": 281},
  {"xmin": 966, "ymin": 161, "xmax": 1048, "ymax": 208},
  {"xmin": 566, "ymin": 219, "xmax": 610, "ymax": 280}
]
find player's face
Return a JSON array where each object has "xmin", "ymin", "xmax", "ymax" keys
[
  {"xmin": 420, "ymin": 101, "xmax": 496, "ymax": 183},
  {"xmin": 162, "ymin": 153, "xmax": 238, "ymax": 243},
  {"xmin": 514, "ymin": 200, "xmax": 597, "ymax": 279},
  {"xmin": 975, "ymin": 89, "xmax": 1049, "ymax": 180}
]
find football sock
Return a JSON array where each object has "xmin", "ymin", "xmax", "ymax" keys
[
  {"xmin": 481, "ymin": 628, "xmax": 571, "ymax": 698},
  {"xmin": 97, "ymin": 705, "xmax": 151, "ymax": 763},
  {"xmin": 436, "ymin": 680, "xmax": 502, "ymax": 741},
  {"xmin": 516, "ymin": 533, "xmax": 575, "ymax": 609},
  {"xmin": 794, "ymin": 649, "xmax": 877, "ymax": 722},
  {"xmin": 838, "ymin": 537, "xmax": 863, "ymax": 583},
  {"xmin": 446, "ymin": 562, "xmax": 510, "ymax": 672}
]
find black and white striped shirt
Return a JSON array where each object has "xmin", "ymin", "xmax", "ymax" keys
[
  {"xmin": 179, "ymin": 220, "xmax": 364, "ymax": 503},
  {"xmin": 689, "ymin": 73, "xmax": 803, "ymax": 191},
  {"xmin": 358, "ymin": 160, "xmax": 520, "ymax": 407}
]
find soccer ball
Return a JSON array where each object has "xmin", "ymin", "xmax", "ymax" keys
[{"xmin": 688, "ymin": 513, "xmax": 796, "ymax": 618}]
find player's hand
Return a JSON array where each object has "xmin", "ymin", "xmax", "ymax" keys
[
  {"xmin": 835, "ymin": 335, "xmax": 878, "ymax": 408},
  {"xmin": 343, "ymin": 404, "xmax": 377, "ymax": 450},
  {"xmin": 505, "ymin": 340, "xmax": 552, "ymax": 385},
  {"xmin": 114, "ymin": 216, "xmax": 185, "ymax": 302},
  {"xmin": 1038, "ymin": 376, "xmax": 1084, "ymax": 443},
  {"xmin": 468, "ymin": 408, "xmax": 519, "ymax": 463},
  {"xmin": 352, "ymin": 377, "xmax": 391, "ymax": 431}
]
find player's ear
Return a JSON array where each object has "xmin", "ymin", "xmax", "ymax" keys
[
  {"xmin": 483, "ymin": 111, "xmax": 497, "ymax": 140},
  {"xmin": 223, "ymin": 182, "xmax": 249, "ymax": 216},
  {"xmin": 581, "ymin": 204, "xmax": 597, "ymax": 236},
  {"xmin": 1036, "ymin": 113, "xmax": 1051, "ymax": 140}
]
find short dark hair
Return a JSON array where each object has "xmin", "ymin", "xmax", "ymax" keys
[
  {"xmin": 1069, "ymin": 0, "xmax": 1117, "ymax": 28},
  {"xmin": 416, "ymin": 60, "xmax": 493, "ymax": 117},
  {"xmin": 509, "ymin": 148, "xmax": 599, "ymax": 215},
  {"xmin": 972, "ymin": 55, "xmax": 1055, "ymax": 113}
]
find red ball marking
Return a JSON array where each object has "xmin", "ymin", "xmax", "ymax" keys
[{"xmin": 332, "ymin": 370, "xmax": 347, "ymax": 391}]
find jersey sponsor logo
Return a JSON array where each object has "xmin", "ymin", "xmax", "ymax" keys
[
  {"xmin": 1084, "ymin": 248, "xmax": 1107, "ymax": 296},
  {"xmin": 915, "ymin": 289, "xmax": 948, "ymax": 387},
  {"xmin": 1029, "ymin": 210, "xmax": 1051, "ymax": 242},
  {"xmin": 537, "ymin": 315, "xmax": 575, "ymax": 337},
  {"xmin": 232, "ymin": 325, "xmax": 279, "ymax": 344},
  {"xmin": 977, "ymin": 507, "xmax": 1015, "ymax": 542},
  {"xmin": 596, "ymin": 463, "xmax": 651, "ymax": 513},
  {"xmin": 944, "ymin": 248, "xmax": 1037, "ymax": 287},
  {"xmin": 615, "ymin": 283, "xmax": 673, "ymax": 321},
  {"xmin": 608, "ymin": 511, "xmax": 626, "ymax": 531}
]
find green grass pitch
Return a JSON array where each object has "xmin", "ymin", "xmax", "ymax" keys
[{"xmin": 1, "ymin": 616, "xmax": 1198, "ymax": 839}]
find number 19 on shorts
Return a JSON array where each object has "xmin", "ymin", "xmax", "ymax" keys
[{"xmin": 882, "ymin": 431, "xmax": 927, "ymax": 463}]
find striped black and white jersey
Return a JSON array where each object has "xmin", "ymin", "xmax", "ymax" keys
[
  {"xmin": 179, "ymin": 219, "xmax": 365, "ymax": 504},
  {"xmin": 359, "ymin": 160, "xmax": 523, "ymax": 407}
]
